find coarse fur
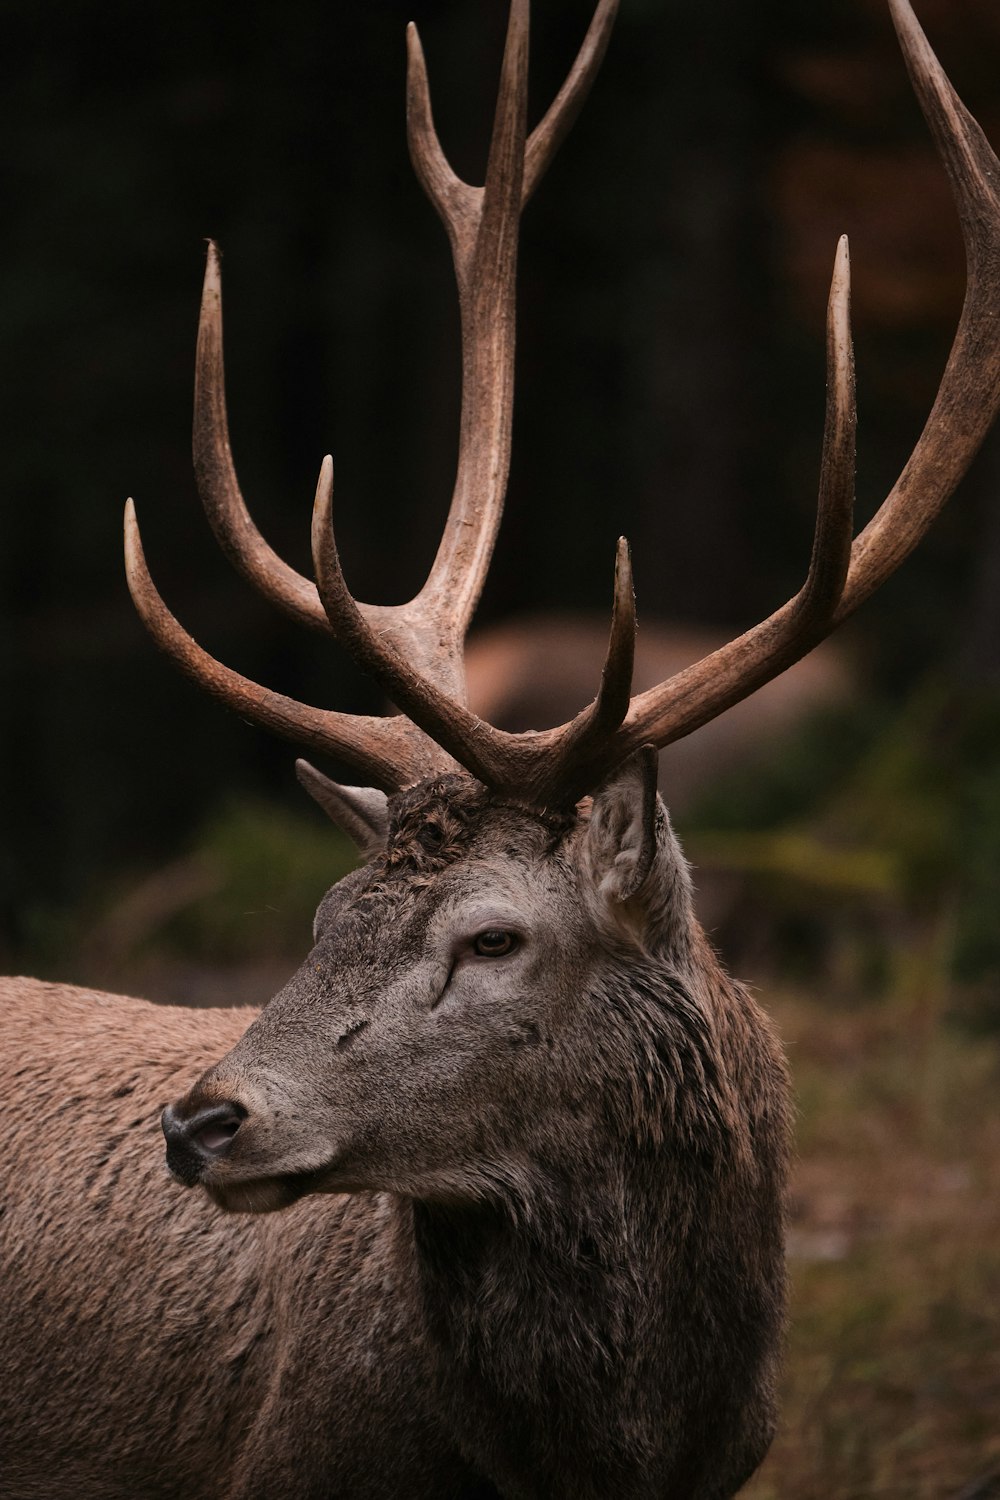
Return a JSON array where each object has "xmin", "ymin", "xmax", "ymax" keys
[{"xmin": 0, "ymin": 766, "xmax": 790, "ymax": 1498}]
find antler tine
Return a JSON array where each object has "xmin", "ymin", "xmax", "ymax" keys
[
  {"xmin": 124, "ymin": 499, "xmax": 447, "ymax": 792},
  {"xmin": 310, "ymin": 457, "xmax": 503, "ymax": 785},
  {"xmin": 794, "ymin": 233, "xmax": 856, "ymax": 632},
  {"xmin": 405, "ymin": 26, "xmax": 477, "ymax": 257},
  {"xmin": 587, "ymin": 537, "xmax": 638, "ymax": 734},
  {"xmin": 518, "ymin": 233, "xmax": 858, "ymax": 788},
  {"xmin": 520, "ymin": 538, "xmax": 636, "ymax": 803},
  {"xmin": 405, "ymin": 0, "xmax": 621, "ymax": 657},
  {"xmin": 835, "ymin": 0, "xmax": 1000, "ymax": 619},
  {"xmin": 405, "ymin": 0, "xmax": 528, "ymax": 649},
  {"xmin": 524, "ymin": 0, "xmax": 619, "ymax": 203},
  {"xmin": 192, "ymin": 242, "xmax": 329, "ymax": 636},
  {"xmin": 192, "ymin": 241, "xmax": 472, "ymax": 700},
  {"xmin": 406, "ymin": 0, "xmax": 619, "ymax": 231},
  {"xmin": 312, "ymin": 455, "xmax": 642, "ymax": 810}
]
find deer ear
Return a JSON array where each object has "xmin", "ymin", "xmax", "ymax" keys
[
  {"xmin": 295, "ymin": 760, "xmax": 389, "ymax": 858},
  {"xmin": 581, "ymin": 747, "xmax": 691, "ymax": 949},
  {"xmin": 583, "ymin": 746, "xmax": 660, "ymax": 904}
]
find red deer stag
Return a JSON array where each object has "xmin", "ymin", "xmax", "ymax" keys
[{"xmin": 3, "ymin": 2, "xmax": 1000, "ymax": 1497}]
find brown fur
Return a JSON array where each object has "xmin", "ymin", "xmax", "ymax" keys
[{"xmin": 0, "ymin": 766, "xmax": 790, "ymax": 1499}]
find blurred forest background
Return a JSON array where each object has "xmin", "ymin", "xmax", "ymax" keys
[{"xmin": 2, "ymin": 0, "xmax": 999, "ymax": 1492}]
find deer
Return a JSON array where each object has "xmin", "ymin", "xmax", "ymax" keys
[{"xmin": 2, "ymin": 1, "xmax": 999, "ymax": 1496}]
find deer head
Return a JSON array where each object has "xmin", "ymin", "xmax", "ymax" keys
[
  {"xmin": 161, "ymin": 757, "xmax": 706, "ymax": 1214},
  {"xmin": 128, "ymin": 0, "xmax": 1000, "ymax": 1210}
]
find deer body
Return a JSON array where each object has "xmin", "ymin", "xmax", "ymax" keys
[
  {"xmin": 1, "ymin": 986, "xmax": 475, "ymax": 1500},
  {"xmin": 1, "ymin": 778, "xmax": 788, "ymax": 1500},
  {"xmin": 4, "ymin": 0, "xmax": 1000, "ymax": 1494}
]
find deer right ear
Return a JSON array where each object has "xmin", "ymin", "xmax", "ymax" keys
[
  {"xmin": 581, "ymin": 746, "xmax": 693, "ymax": 952},
  {"xmin": 295, "ymin": 760, "xmax": 389, "ymax": 858},
  {"xmin": 582, "ymin": 746, "xmax": 659, "ymax": 905}
]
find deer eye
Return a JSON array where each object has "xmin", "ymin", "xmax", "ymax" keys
[{"xmin": 472, "ymin": 929, "xmax": 518, "ymax": 958}]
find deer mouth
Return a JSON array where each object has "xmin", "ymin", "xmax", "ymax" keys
[
  {"xmin": 201, "ymin": 1158, "xmax": 352, "ymax": 1215},
  {"xmin": 162, "ymin": 1095, "xmax": 356, "ymax": 1211},
  {"xmin": 204, "ymin": 1174, "xmax": 308, "ymax": 1215}
]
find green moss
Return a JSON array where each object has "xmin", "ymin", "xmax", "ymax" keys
[
  {"xmin": 683, "ymin": 683, "xmax": 1000, "ymax": 1018},
  {"xmin": 157, "ymin": 798, "xmax": 359, "ymax": 962}
]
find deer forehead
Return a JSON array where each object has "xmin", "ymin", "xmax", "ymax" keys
[
  {"xmin": 307, "ymin": 804, "xmax": 573, "ymax": 955},
  {"xmin": 365, "ymin": 825, "xmax": 583, "ymax": 946},
  {"xmin": 383, "ymin": 778, "xmax": 574, "ymax": 868}
]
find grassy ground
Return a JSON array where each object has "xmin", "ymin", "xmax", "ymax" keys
[{"xmin": 746, "ymin": 990, "xmax": 1000, "ymax": 1500}]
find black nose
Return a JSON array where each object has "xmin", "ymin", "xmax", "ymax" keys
[{"xmin": 161, "ymin": 1100, "xmax": 247, "ymax": 1186}]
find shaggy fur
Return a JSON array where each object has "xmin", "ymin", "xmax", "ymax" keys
[{"xmin": 0, "ymin": 766, "xmax": 790, "ymax": 1499}]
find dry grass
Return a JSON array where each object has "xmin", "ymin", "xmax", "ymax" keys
[{"xmin": 745, "ymin": 990, "xmax": 1000, "ymax": 1500}]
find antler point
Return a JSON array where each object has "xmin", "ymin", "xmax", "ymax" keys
[
  {"xmin": 203, "ymin": 241, "xmax": 222, "ymax": 286},
  {"xmin": 406, "ymin": 22, "xmax": 424, "ymax": 62}
]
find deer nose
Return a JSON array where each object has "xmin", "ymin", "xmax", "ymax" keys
[{"xmin": 161, "ymin": 1100, "xmax": 247, "ymax": 1186}]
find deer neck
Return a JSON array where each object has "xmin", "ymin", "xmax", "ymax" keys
[
  {"xmin": 400, "ymin": 951, "xmax": 788, "ymax": 1498},
  {"xmin": 404, "ymin": 1101, "xmax": 721, "ymax": 1495}
]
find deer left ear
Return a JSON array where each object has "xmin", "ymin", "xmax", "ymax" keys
[
  {"xmin": 581, "ymin": 747, "xmax": 692, "ymax": 947},
  {"xmin": 583, "ymin": 746, "xmax": 660, "ymax": 903}
]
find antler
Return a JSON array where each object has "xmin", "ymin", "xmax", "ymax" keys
[
  {"xmin": 179, "ymin": 0, "xmax": 618, "ymax": 700},
  {"xmin": 128, "ymin": 0, "xmax": 1000, "ymax": 811},
  {"xmin": 601, "ymin": 0, "xmax": 1000, "ymax": 776},
  {"xmin": 128, "ymin": 0, "xmax": 619, "ymax": 790}
]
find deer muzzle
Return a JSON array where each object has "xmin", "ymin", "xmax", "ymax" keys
[{"xmin": 161, "ymin": 1099, "xmax": 247, "ymax": 1186}]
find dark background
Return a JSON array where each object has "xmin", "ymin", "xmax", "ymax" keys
[{"xmin": 3, "ymin": 0, "xmax": 999, "ymax": 973}]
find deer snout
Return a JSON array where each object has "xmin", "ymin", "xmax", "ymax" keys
[{"xmin": 161, "ymin": 1099, "xmax": 247, "ymax": 1186}]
